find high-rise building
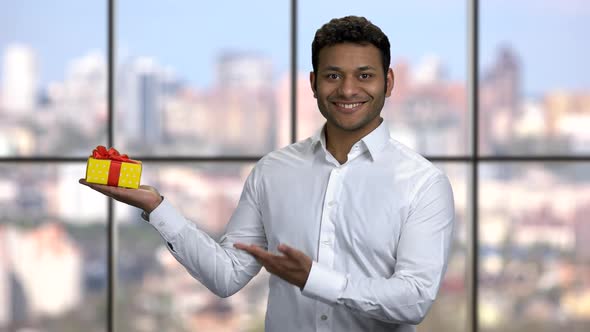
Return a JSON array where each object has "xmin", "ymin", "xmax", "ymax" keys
[
  {"xmin": 1, "ymin": 44, "xmax": 38, "ymax": 114},
  {"xmin": 212, "ymin": 52, "xmax": 276, "ymax": 153},
  {"xmin": 480, "ymin": 46, "xmax": 522, "ymax": 154},
  {"xmin": 64, "ymin": 52, "xmax": 106, "ymax": 106},
  {"xmin": 484, "ymin": 47, "xmax": 521, "ymax": 112},
  {"xmin": 118, "ymin": 57, "xmax": 171, "ymax": 148}
]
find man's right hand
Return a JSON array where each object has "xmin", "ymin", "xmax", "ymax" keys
[{"xmin": 79, "ymin": 179, "xmax": 163, "ymax": 213}]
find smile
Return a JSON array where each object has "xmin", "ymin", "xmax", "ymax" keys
[
  {"xmin": 336, "ymin": 102, "xmax": 364, "ymax": 109},
  {"xmin": 333, "ymin": 101, "xmax": 366, "ymax": 113}
]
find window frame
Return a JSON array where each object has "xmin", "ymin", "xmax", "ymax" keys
[{"xmin": 2, "ymin": 1, "xmax": 590, "ymax": 331}]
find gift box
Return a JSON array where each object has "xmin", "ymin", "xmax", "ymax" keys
[{"xmin": 85, "ymin": 146, "xmax": 142, "ymax": 189}]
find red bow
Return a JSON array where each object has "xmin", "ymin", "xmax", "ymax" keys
[{"xmin": 92, "ymin": 145, "xmax": 137, "ymax": 163}]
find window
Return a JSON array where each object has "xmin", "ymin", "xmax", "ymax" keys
[
  {"xmin": 479, "ymin": 1, "xmax": 590, "ymax": 331},
  {"xmin": 1, "ymin": 1, "xmax": 589, "ymax": 331}
]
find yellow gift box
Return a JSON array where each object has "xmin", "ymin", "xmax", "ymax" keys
[{"xmin": 85, "ymin": 146, "xmax": 142, "ymax": 189}]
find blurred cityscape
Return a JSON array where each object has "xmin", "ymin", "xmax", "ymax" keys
[{"xmin": 0, "ymin": 41, "xmax": 589, "ymax": 332}]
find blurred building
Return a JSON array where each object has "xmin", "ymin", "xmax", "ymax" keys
[
  {"xmin": 135, "ymin": 244, "xmax": 267, "ymax": 331},
  {"xmin": 10, "ymin": 224, "xmax": 83, "ymax": 318},
  {"xmin": 381, "ymin": 58, "xmax": 466, "ymax": 156},
  {"xmin": 412, "ymin": 55, "xmax": 447, "ymax": 86},
  {"xmin": 212, "ymin": 52, "xmax": 276, "ymax": 154},
  {"xmin": 0, "ymin": 226, "xmax": 10, "ymax": 326},
  {"xmin": 515, "ymin": 206, "xmax": 574, "ymax": 251},
  {"xmin": 0, "ymin": 223, "xmax": 82, "ymax": 328},
  {"xmin": 57, "ymin": 164, "xmax": 110, "ymax": 223},
  {"xmin": 118, "ymin": 57, "xmax": 178, "ymax": 149},
  {"xmin": 277, "ymin": 72, "xmax": 323, "ymax": 145},
  {"xmin": 480, "ymin": 47, "xmax": 522, "ymax": 154},
  {"xmin": 574, "ymin": 204, "xmax": 590, "ymax": 261},
  {"xmin": 1, "ymin": 44, "xmax": 38, "ymax": 114},
  {"xmin": 544, "ymin": 91, "xmax": 590, "ymax": 153},
  {"xmin": 163, "ymin": 89, "xmax": 214, "ymax": 152},
  {"xmin": 156, "ymin": 167, "xmax": 243, "ymax": 235}
]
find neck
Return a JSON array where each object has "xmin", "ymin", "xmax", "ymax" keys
[{"xmin": 325, "ymin": 117, "xmax": 383, "ymax": 164}]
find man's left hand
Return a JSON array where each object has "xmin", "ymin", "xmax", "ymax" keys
[{"xmin": 234, "ymin": 243, "xmax": 312, "ymax": 289}]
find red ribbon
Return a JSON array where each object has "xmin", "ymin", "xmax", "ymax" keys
[
  {"xmin": 91, "ymin": 146, "xmax": 138, "ymax": 187},
  {"xmin": 92, "ymin": 145, "xmax": 137, "ymax": 163}
]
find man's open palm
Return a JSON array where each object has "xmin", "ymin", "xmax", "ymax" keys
[{"xmin": 79, "ymin": 179, "xmax": 162, "ymax": 213}]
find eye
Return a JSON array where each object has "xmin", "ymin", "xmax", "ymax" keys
[
  {"xmin": 326, "ymin": 73, "xmax": 340, "ymax": 80},
  {"xmin": 359, "ymin": 73, "xmax": 372, "ymax": 80}
]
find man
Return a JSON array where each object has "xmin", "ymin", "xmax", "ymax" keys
[{"xmin": 80, "ymin": 16, "xmax": 454, "ymax": 332}]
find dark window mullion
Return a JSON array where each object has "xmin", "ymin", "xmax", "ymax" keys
[
  {"xmin": 469, "ymin": 1, "xmax": 479, "ymax": 332},
  {"xmin": 291, "ymin": 0, "xmax": 298, "ymax": 144},
  {"xmin": 3, "ymin": 155, "xmax": 590, "ymax": 164},
  {"xmin": 107, "ymin": 0, "xmax": 115, "ymax": 331}
]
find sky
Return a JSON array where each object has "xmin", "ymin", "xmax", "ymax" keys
[{"xmin": 0, "ymin": 0, "xmax": 589, "ymax": 97}]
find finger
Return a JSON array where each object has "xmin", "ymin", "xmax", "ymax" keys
[
  {"xmin": 235, "ymin": 243, "xmax": 275, "ymax": 261},
  {"xmin": 89, "ymin": 186, "xmax": 117, "ymax": 199},
  {"xmin": 233, "ymin": 242, "xmax": 249, "ymax": 250},
  {"xmin": 80, "ymin": 180, "xmax": 128, "ymax": 200},
  {"xmin": 85, "ymin": 182, "xmax": 115, "ymax": 195},
  {"xmin": 139, "ymin": 185, "xmax": 160, "ymax": 195},
  {"xmin": 277, "ymin": 244, "xmax": 301, "ymax": 260},
  {"xmin": 79, "ymin": 178, "xmax": 106, "ymax": 191},
  {"xmin": 79, "ymin": 178, "xmax": 100, "ymax": 188}
]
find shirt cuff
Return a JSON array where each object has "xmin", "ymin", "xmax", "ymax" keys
[
  {"xmin": 301, "ymin": 261, "xmax": 347, "ymax": 305},
  {"xmin": 144, "ymin": 198, "xmax": 188, "ymax": 242}
]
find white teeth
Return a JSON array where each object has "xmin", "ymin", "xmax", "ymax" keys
[{"xmin": 337, "ymin": 103, "xmax": 362, "ymax": 109}]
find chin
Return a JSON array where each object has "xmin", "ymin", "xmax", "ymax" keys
[
  {"xmin": 334, "ymin": 120, "xmax": 370, "ymax": 132},
  {"xmin": 336, "ymin": 115, "xmax": 380, "ymax": 132}
]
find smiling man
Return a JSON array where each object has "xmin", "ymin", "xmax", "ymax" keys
[{"xmin": 80, "ymin": 16, "xmax": 455, "ymax": 332}]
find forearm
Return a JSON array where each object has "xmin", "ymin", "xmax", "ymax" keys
[
  {"xmin": 302, "ymin": 261, "xmax": 441, "ymax": 325},
  {"xmin": 341, "ymin": 269, "xmax": 441, "ymax": 324},
  {"xmin": 148, "ymin": 198, "xmax": 264, "ymax": 298},
  {"xmin": 167, "ymin": 223, "xmax": 263, "ymax": 297}
]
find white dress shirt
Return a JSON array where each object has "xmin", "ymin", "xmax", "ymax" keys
[{"xmin": 146, "ymin": 121, "xmax": 455, "ymax": 332}]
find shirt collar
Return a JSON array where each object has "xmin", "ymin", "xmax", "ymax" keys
[
  {"xmin": 310, "ymin": 120, "xmax": 391, "ymax": 161},
  {"xmin": 361, "ymin": 120, "xmax": 391, "ymax": 160},
  {"xmin": 311, "ymin": 125, "xmax": 327, "ymax": 151}
]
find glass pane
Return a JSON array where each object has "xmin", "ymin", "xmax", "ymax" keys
[
  {"xmin": 0, "ymin": 164, "xmax": 107, "ymax": 331},
  {"xmin": 480, "ymin": 0, "xmax": 590, "ymax": 155},
  {"xmin": 0, "ymin": 1, "xmax": 107, "ymax": 157},
  {"xmin": 297, "ymin": 0, "xmax": 468, "ymax": 156},
  {"xmin": 115, "ymin": 163, "xmax": 268, "ymax": 331},
  {"xmin": 479, "ymin": 163, "xmax": 590, "ymax": 332},
  {"xmin": 418, "ymin": 163, "xmax": 469, "ymax": 332},
  {"xmin": 116, "ymin": 1, "xmax": 290, "ymax": 156}
]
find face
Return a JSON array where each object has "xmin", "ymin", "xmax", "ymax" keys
[{"xmin": 310, "ymin": 42, "xmax": 394, "ymax": 135}]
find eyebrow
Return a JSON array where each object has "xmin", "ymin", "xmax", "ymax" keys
[
  {"xmin": 320, "ymin": 65, "xmax": 377, "ymax": 71},
  {"xmin": 358, "ymin": 66, "xmax": 376, "ymax": 71}
]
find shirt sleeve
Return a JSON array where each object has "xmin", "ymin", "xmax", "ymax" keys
[
  {"xmin": 301, "ymin": 173, "xmax": 455, "ymax": 325},
  {"xmin": 146, "ymin": 163, "xmax": 267, "ymax": 298}
]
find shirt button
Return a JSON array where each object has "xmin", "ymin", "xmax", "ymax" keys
[
  {"xmin": 327, "ymin": 201, "xmax": 337, "ymax": 208},
  {"xmin": 321, "ymin": 314, "xmax": 328, "ymax": 321}
]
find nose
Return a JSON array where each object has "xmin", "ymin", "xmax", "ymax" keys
[{"xmin": 337, "ymin": 76, "xmax": 360, "ymax": 98}]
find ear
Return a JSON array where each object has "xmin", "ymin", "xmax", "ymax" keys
[
  {"xmin": 385, "ymin": 68, "xmax": 394, "ymax": 97},
  {"xmin": 309, "ymin": 71, "xmax": 317, "ymax": 98}
]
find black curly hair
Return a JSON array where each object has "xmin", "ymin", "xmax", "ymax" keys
[{"xmin": 311, "ymin": 16, "xmax": 391, "ymax": 75}]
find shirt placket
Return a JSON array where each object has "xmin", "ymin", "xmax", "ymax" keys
[{"xmin": 316, "ymin": 165, "xmax": 345, "ymax": 331}]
